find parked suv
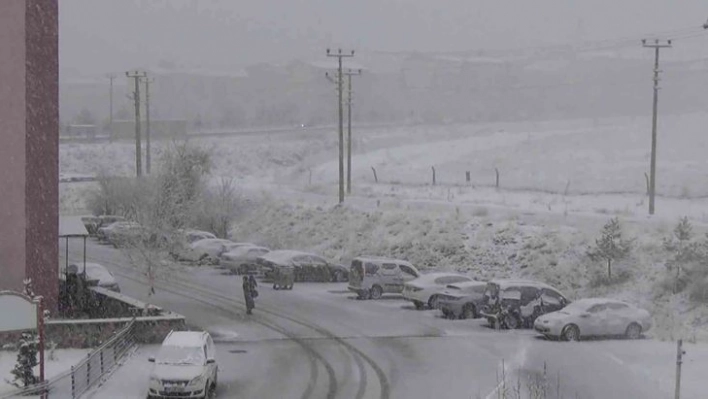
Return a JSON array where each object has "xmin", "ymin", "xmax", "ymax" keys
[
  {"xmin": 479, "ymin": 279, "xmax": 568, "ymax": 330},
  {"xmin": 348, "ymin": 256, "xmax": 420, "ymax": 299},
  {"xmin": 147, "ymin": 331, "xmax": 218, "ymax": 399}
]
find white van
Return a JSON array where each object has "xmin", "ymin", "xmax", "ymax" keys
[
  {"xmin": 348, "ymin": 256, "xmax": 420, "ymax": 299},
  {"xmin": 147, "ymin": 331, "xmax": 218, "ymax": 399}
]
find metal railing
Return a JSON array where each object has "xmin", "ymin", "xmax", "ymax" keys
[{"xmin": 1, "ymin": 318, "xmax": 137, "ymax": 399}]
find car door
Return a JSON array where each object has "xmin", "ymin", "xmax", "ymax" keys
[
  {"xmin": 604, "ymin": 302, "xmax": 630, "ymax": 335},
  {"xmin": 381, "ymin": 263, "xmax": 400, "ymax": 292},
  {"xmin": 540, "ymin": 289, "xmax": 567, "ymax": 313},
  {"xmin": 581, "ymin": 303, "xmax": 607, "ymax": 336}
]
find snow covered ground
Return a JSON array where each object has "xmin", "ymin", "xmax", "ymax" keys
[
  {"xmin": 59, "ymin": 112, "xmax": 708, "ymax": 341},
  {"xmin": 0, "ymin": 348, "xmax": 91, "ymax": 396}
]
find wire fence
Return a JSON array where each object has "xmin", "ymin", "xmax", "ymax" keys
[{"xmin": 1, "ymin": 318, "xmax": 137, "ymax": 399}]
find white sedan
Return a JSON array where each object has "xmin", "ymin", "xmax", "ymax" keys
[
  {"xmin": 181, "ymin": 239, "xmax": 254, "ymax": 263},
  {"xmin": 402, "ymin": 272, "xmax": 473, "ymax": 310},
  {"xmin": 534, "ymin": 298, "xmax": 652, "ymax": 341}
]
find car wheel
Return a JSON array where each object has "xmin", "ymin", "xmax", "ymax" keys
[
  {"xmin": 413, "ymin": 300, "xmax": 425, "ymax": 310},
  {"xmin": 461, "ymin": 304, "xmax": 477, "ymax": 319},
  {"xmin": 428, "ymin": 295, "xmax": 440, "ymax": 310},
  {"xmin": 561, "ymin": 324, "xmax": 580, "ymax": 342},
  {"xmin": 206, "ymin": 380, "xmax": 216, "ymax": 399},
  {"xmin": 625, "ymin": 323, "xmax": 642, "ymax": 340},
  {"xmin": 370, "ymin": 285, "xmax": 383, "ymax": 300}
]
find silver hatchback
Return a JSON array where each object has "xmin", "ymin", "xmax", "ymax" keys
[{"xmin": 348, "ymin": 256, "xmax": 420, "ymax": 299}]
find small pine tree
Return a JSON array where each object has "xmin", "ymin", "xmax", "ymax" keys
[
  {"xmin": 663, "ymin": 217, "xmax": 702, "ymax": 293},
  {"xmin": 587, "ymin": 217, "xmax": 632, "ymax": 280},
  {"xmin": 10, "ymin": 332, "xmax": 39, "ymax": 387}
]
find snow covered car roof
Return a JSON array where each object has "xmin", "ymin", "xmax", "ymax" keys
[
  {"xmin": 223, "ymin": 246, "xmax": 270, "ymax": 257},
  {"xmin": 488, "ymin": 279, "xmax": 558, "ymax": 291},
  {"xmin": 259, "ymin": 250, "xmax": 319, "ymax": 265},
  {"xmin": 162, "ymin": 331, "xmax": 210, "ymax": 348},
  {"xmin": 562, "ymin": 298, "xmax": 634, "ymax": 311},
  {"xmin": 447, "ymin": 280, "xmax": 487, "ymax": 290},
  {"xmin": 413, "ymin": 272, "xmax": 470, "ymax": 283},
  {"xmin": 68, "ymin": 262, "xmax": 116, "ymax": 285},
  {"xmin": 190, "ymin": 238, "xmax": 233, "ymax": 248},
  {"xmin": 354, "ymin": 256, "xmax": 414, "ymax": 266}
]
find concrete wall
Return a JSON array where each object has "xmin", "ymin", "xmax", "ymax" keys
[{"xmin": 0, "ymin": 0, "xmax": 59, "ymax": 311}]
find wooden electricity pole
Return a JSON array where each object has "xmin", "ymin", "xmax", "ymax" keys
[
  {"xmin": 642, "ymin": 39, "xmax": 671, "ymax": 215},
  {"xmin": 107, "ymin": 73, "xmax": 116, "ymax": 138},
  {"xmin": 326, "ymin": 48, "xmax": 355, "ymax": 204},
  {"xmin": 143, "ymin": 76, "xmax": 154, "ymax": 175},
  {"xmin": 344, "ymin": 69, "xmax": 362, "ymax": 194},
  {"xmin": 126, "ymin": 70, "xmax": 147, "ymax": 177}
]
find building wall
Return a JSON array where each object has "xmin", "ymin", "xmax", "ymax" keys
[{"xmin": 0, "ymin": 0, "xmax": 59, "ymax": 312}]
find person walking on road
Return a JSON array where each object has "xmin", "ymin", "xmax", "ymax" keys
[
  {"xmin": 243, "ymin": 276, "xmax": 254, "ymax": 315},
  {"xmin": 248, "ymin": 275, "xmax": 258, "ymax": 292}
]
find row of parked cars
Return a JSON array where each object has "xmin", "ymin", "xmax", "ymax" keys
[
  {"xmin": 82, "ymin": 216, "xmax": 349, "ymax": 283},
  {"xmin": 346, "ymin": 256, "xmax": 652, "ymax": 341}
]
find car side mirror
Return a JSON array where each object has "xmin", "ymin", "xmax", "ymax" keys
[
  {"xmin": 206, "ymin": 359, "xmax": 216, "ymax": 364},
  {"xmin": 148, "ymin": 357, "xmax": 155, "ymax": 363}
]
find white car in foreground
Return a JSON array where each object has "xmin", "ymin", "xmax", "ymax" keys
[
  {"xmin": 403, "ymin": 272, "xmax": 473, "ymax": 310},
  {"xmin": 148, "ymin": 331, "xmax": 218, "ymax": 399},
  {"xmin": 534, "ymin": 298, "xmax": 652, "ymax": 341}
]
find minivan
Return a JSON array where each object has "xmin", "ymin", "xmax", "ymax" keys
[{"xmin": 348, "ymin": 256, "xmax": 420, "ymax": 299}]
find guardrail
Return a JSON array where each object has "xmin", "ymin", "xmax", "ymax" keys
[{"xmin": 0, "ymin": 318, "xmax": 137, "ymax": 399}]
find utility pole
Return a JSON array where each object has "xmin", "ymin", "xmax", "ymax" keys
[
  {"xmin": 143, "ymin": 76, "xmax": 154, "ymax": 175},
  {"xmin": 126, "ymin": 70, "xmax": 146, "ymax": 177},
  {"xmin": 344, "ymin": 69, "xmax": 362, "ymax": 194},
  {"xmin": 642, "ymin": 38, "xmax": 671, "ymax": 215},
  {"xmin": 326, "ymin": 48, "xmax": 355, "ymax": 204},
  {"xmin": 675, "ymin": 339, "xmax": 685, "ymax": 399},
  {"xmin": 106, "ymin": 73, "xmax": 116, "ymax": 139}
]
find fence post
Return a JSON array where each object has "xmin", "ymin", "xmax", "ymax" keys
[
  {"xmin": 371, "ymin": 167, "xmax": 378, "ymax": 183},
  {"xmin": 495, "ymin": 168, "xmax": 500, "ymax": 189},
  {"xmin": 431, "ymin": 166, "xmax": 436, "ymax": 185},
  {"xmin": 87, "ymin": 353, "xmax": 91, "ymax": 389},
  {"xmin": 71, "ymin": 366, "xmax": 75, "ymax": 399}
]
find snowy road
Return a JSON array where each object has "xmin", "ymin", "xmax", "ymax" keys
[{"xmin": 65, "ymin": 240, "xmax": 708, "ymax": 399}]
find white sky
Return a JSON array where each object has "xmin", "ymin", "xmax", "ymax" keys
[{"xmin": 59, "ymin": 0, "xmax": 708, "ymax": 75}]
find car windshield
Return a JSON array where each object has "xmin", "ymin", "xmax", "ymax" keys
[{"xmin": 156, "ymin": 346, "xmax": 205, "ymax": 365}]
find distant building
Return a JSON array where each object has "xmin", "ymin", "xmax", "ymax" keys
[{"xmin": 110, "ymin": 119, "xmax": 189, "ymax": 141}]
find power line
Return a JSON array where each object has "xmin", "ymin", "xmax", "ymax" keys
[{"xmin": 642, "ymin": 38, "xmax": 672, "ymax": 215}]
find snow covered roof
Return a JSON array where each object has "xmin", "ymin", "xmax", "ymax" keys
[
  {"xmin": 59, "ymin": 216, "xmax": 89, "ymax": 238},
  {"xmin": 354, "ymin": 256, "xmax": 413, "ymax": 266},
  {"xmin": 414, "ymin": 272, "xmax": 469, "ymax": 282},
  {"xmin": 489, "ymin": 279, "xmax": 556, "ymax": 290},
  {"xmin": 260, "ymin": 250, "xmax": 313, "ymax": 265},
  {"xmin": 163, "ymin": 331, "xmax": 209, "ymax": 348}
]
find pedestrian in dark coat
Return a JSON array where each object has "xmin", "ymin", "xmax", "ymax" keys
[
  {"xmin": 248, "ymin": 275, "xmax": 258, "ymax": 293},
  {"xmin": 243, "ymin": 276, "xmax": 254, "ymax": 315}
]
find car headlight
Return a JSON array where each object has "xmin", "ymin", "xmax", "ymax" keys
[{"xmin": 189, "ymin": 375, "xmax": 206, "ymax": 387}]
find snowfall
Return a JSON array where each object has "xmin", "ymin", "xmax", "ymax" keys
[{"xmin": 51, "ymin": 112, "xmax": 708, "ymax": 396}]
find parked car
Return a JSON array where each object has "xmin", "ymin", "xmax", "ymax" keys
[
  {"xmin": 80, "ymin": 215, "xmax": 101, "ymax": 236},
  {"xmin": 221, "ymin": 246, "xmax": 271, "ymax": 275},
  {"xmin": 348, "ymin": 256, "xmax": 420, "ymax": 299},
  {"xmin": 437, "ymin": 280, "xmax": 488, "ymax": 319},
  {"xmin": 256, "ymin": 250, "xmax": 342, "ymax": 282},
  {"xmin": 403, "ymin": 273, "xmax": 474, "ymax": 310},
  {"xmin": 65, "ymin": 262, "xmax": 121, "ymax": 292},
  {"xmin": 167, "ymin": 229, "xmax": 217, "ymax": 259},
  {"xmin": 97, "ymin": 221, "xmax": 145, "ymax": 246},
  {"xmin": 147, "ymin": 331, "xmax": 218, "ymax": 399},
  {"xmin": 479, "ymin": 279, "xmax": 569, "ymax": 330},
  {"xmin": 179, "ymin": 239, "xmax": 253, "ymax": 263},
  {"xmin": 534, "ymin": 298, "xmax": 652, "ymax": 341}
]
